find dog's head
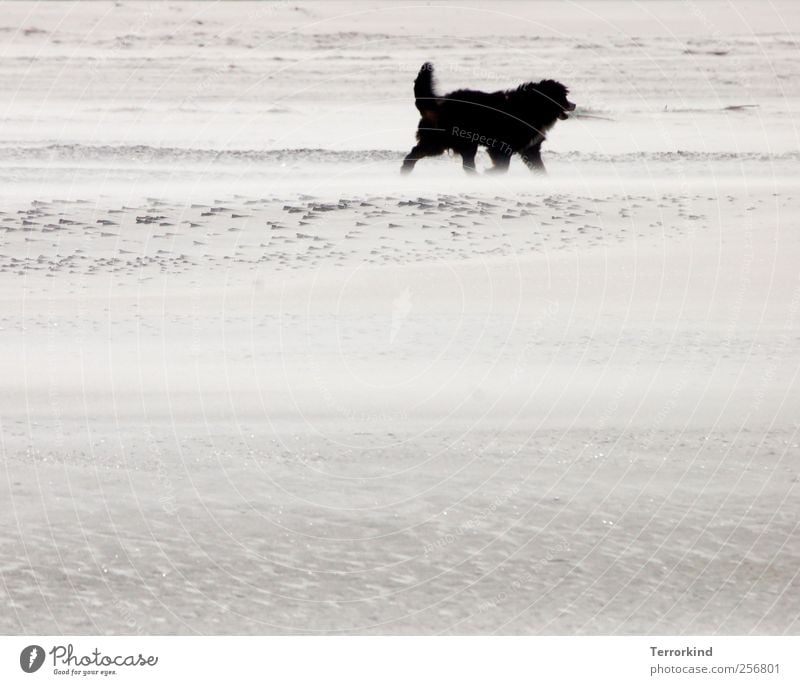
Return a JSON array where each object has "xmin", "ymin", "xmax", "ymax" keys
[{"xmin": 521, "ymin": 79, "xmax": 576, "ymax": 120}]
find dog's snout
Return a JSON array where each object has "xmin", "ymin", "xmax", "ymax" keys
[{"xmin": 566, "ymin": 101, "xmax": 576, "ymax": 111}]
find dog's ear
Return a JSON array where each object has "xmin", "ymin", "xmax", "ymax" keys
[
  {"xmin": 535, "ymin": 79, "xmax": 569, "ymax": 101},
  {"xmin": 527, "ymin": 80, "xmax": 574, "ymax": 116}
]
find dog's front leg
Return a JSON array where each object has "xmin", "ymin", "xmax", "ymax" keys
[
  {"xmin": 521, "ymin": 143, "xmax": 546, "ymax": 174},
  {"xmin": 485, "ymin": 159, "xmax": 510, "ymax": 174},
  {"xmin": 485, "ymin": 148, "xmax": 511, "ymax": 175}
]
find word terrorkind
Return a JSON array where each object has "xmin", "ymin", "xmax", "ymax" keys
[
  {"xmin": 51, "ymin": 644, "xmax": 158, "ymax": 667},
  {"xmin": 650, "ymin": 646, "xmax": 713, "ymax": 657}
]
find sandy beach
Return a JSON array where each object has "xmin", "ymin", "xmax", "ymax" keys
[{"xmin": 1, "ymin": 1, "xmax": 798, "ymax": 634}]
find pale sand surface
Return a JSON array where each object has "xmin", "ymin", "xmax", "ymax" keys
[{"xmin": 1, "ymin": 1, "xmax": 799, "ymax": 634}]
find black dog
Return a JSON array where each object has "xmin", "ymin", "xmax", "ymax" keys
[{"xmin": 401, "ymin": 63, "xmax": 575, "ymax": 175}]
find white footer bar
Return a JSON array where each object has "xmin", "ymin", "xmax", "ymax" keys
[{"xmin": 2, "ymin": 636, "xmax": 797, "ymax": 684}]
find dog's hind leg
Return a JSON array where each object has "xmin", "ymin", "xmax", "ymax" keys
[
  {"xmin": 521, "ymin": 142, "xmax": 546, "ymax": 174},
  {"xmin": 401, "ymin": 143, "xmax": 441, "ymax": 174},
  {"xmin": 401, "ymin": 145, "xmax": 426, "ymax": 174},
  {"xmin": 458, "ymin": 145, "xmax": 478, "ymax": 174}
]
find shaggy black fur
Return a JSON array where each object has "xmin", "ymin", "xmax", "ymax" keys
[{"xmin": 401, "ymin": 62, "xmax": 575, "ymax": 175}]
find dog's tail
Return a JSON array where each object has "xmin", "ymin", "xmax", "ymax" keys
[{"xmin": 414, "ymin": 62, "xmax": 437, "ymax": 113}]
